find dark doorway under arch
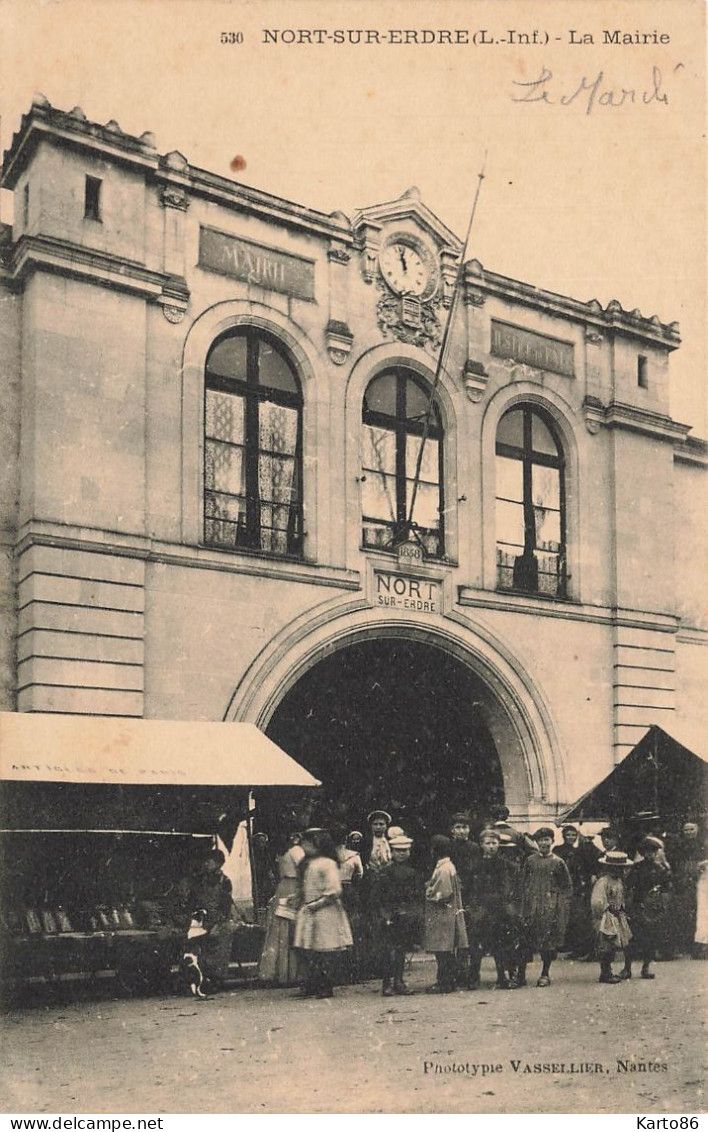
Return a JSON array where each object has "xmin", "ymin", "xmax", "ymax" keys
[{"xmin": 264, "ymin": 638, "xmax": 505, "ymax": 842}]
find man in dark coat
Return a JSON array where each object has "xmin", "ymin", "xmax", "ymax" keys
[
  {"xmin": 375, "ymin": 834, "xmax": 423, "ymax": 996},
  {"xmin": 189, "ymin": 849, "xmax": 236, "ymax": 990},
  {"xmin": 666, "ymin": 821, "xmax": 705, "ymax": 955},
  {"xmin": 361, "ymin": 809, "xmax": 393, "ymax": 976},
  {"xmin": 449, "ymin": 811, "xmax": 481, "ymax": 989},
  {"xmin": 578, "ymin": 830, "xmax": 603, "ymax": 878},
  {"xmin": 624, "ymin": 836, "xmax": 673, "ymax": 979},
  {"xmin": 554, "ymin": 825, "xmax": 593, "ymax": 957}
]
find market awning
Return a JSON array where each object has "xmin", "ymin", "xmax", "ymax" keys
[
  {"xmin": 0, "ymin": 712, "xmax": 320, "ymax": 787},
  {"xmin": 558, "ymin": 725, "xmax": 708, "ymax": 823},
  {"xmin": 0, "ymin": 712, "xmax": 319, "ymax": 833}
]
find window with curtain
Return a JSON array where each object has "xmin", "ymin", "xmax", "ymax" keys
[
  {"xmin": 204, "ymin": 329, "xmax": 303, "ymax": 556},
  {"xmin": 495, "ymin": 405, "xmax": 566, "ymax": 597},
  {"xmin": 362, "ymin": 368, "xmax": 444, "ymax": 557}
]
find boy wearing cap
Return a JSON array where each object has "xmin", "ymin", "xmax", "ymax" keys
[
  {"xmin": 486, "ymin": 805, "xmax": 538, "ymax": 858},
  {"xmin": 517, "ymin": 828, "xmax": 572, "ymax": 987},
  {"xmin": 468, "ymin": 827, "xmax": 521, "ymax": 990},
  {"xmin": 449, "ymin": 812, "xmax": 481, "ymax": 989},
  {"xmin": 376, "ymin": 834, "xmax": 423, "ymax": 995},
  {"xmin": 590, "ymin": 850, "xmax": 633, "ymax": 984}
]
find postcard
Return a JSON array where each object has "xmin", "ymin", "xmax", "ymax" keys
[{"xmin": 0, "ymin": 0, "xmax": 705, "ymax": 1117}]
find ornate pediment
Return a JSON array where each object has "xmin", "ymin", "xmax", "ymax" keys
[
  {"xmin": 351, "ymin": 186, "xmax": 461, "ymax": 254},
  {"xmin": 353, "ymin": 189, "xmax": 462, "ymax": 351}
]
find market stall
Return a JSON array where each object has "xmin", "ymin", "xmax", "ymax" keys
[
  {"xmin": 0, "ymin": 712, "xmax": 319, "ymax": 996},
  {"xmin": 558, "ymin": 725, "xmax": 708, "ymax": 826}
]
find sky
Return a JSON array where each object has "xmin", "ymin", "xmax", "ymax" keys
[{"xmin": 1, "ymin": 0, "xmax": 705, "ymax": 431}]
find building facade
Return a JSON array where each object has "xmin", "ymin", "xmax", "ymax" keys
[{"xmin": 1, "ymin": 96, "xmax": 706, "ymax": 827}]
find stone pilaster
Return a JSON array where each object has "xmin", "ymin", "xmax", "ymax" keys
[{"xmin": 17, "ymin": 543, "xmax": 144, "ymax": 717}]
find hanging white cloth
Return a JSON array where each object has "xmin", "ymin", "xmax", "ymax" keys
[{"xmin": 217, "ymin": 821, "xmax": 253, "ymax": 905}]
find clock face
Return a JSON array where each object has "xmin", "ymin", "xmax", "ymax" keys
[{"xmin": 380, "ymin": 241, "xmax": 430, "ymax": 296}]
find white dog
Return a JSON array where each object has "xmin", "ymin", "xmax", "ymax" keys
[{"xmin": 182, "ymin": 909, "xmax": 209, "ymax": 998}]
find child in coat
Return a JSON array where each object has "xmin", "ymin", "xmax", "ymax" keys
[
  {"xmin": 590, "ymin": 850, "xmax": 633, "ymax": 984},
  {"xmin": 424, "ymin": 835, "xmax": 468, "ymax": 993},
  {"xmin": 518, "ymin": 827, "xmax": 572, "ymax": 987}
]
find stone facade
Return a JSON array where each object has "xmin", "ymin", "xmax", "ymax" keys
[{"xmin": 1, "ymin": 97, "xmax": 705, "ymax": 823}]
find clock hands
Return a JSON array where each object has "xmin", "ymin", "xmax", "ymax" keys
[{"xmin": 381, "ymin": 241, "xmax": 431, "ymax": 296}]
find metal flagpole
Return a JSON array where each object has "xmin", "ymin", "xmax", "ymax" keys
[{"xmin": 403, "ymin": 153, "xmax": 488, "ymax": 542}]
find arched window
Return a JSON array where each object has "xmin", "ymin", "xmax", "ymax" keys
[
  {"xmin": 362, "ymin": 368, "xmax": 444, "ymax": 557},
  {"xmin": 495, "ymin": 405, "xmax": 566, "ymax": 596},
  {"xmin": 204, "ymin": 329, "xmax": 303, "ymax": 556}
]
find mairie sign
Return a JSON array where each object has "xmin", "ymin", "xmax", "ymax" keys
[
  {"xmin": 198, "ymin": 226, "xmax": 315, "ymax": 301},
  {"xmin": 491, "ymin": 319, "xmax": 574, "ymax": 378}
]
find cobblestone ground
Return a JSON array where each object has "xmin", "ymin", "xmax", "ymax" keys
[{"xmin": 1, "ymin": 956, "xmax": 705, "ymax": 1115}]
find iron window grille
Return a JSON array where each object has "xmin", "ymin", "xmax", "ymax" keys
[
  {"xmin": 495, "ymin": 405, "xmax": 567, "ymax": 597},
  {"xmin": 362, "ymin": 368, "xmax": 444, "ymax": 558}
]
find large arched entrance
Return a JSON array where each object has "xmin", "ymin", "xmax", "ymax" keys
[{"xmin": 263, "ymin": 637, "xmax": 506, "ymax": 840}]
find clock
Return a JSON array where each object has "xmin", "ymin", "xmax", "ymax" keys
[{"xmin": 379, "ymin": 238, "xmax": 438, "ymax": 299}]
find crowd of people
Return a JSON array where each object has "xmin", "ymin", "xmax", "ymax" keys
[{"xmin": 252, "ymin": 808, "xmax": 708, "ymax": 999}]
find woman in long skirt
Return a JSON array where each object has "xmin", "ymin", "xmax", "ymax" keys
[
  {"xmin": 518, "ymin": 827, "xmax": 572, "ymax": 987},
  {"xmin": 258, "ymin": 833, "xmax": 305, "ymax": 986},
  {"xmin": 293, "ymin": 828, "xmax": 353, "ymax": 998}
]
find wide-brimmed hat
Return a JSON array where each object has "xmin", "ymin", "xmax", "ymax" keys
[
  {"xmin": 599, "ymin": 850, "xmax": 632, "ymax": 867},
  {"xmin": 387, "ymin": 825, "xmax": 405, "ymax": 840},
  {"xmin": 389, "ymin": 835, "xmax": 413, "ymax": 849},
  {"xmin": 367, "ymin": 810, "xmax": 392, "ymax": 824}
]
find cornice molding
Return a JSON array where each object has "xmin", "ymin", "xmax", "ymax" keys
[
  {"xmin": 1, "ymin": 103, "xmax": 353, "ymax": 245},
  {"xmin": 7, "ymin": 234, "xmax": 189, "ymax": 311},
  {"xmin": 14, "ymin": 523, "xmax": 361, "ymax": 592},
  {"xmin": 457, "ymin": 586, "xmax": 680, "ymax": 633},
  {"xmin": 463, "ymin": 260, "xmax": 680, "ymax": 351},
  {"xmin": 673, "ymin": 436, "xmax": 708, "ymax": 468},
  {"xmin": 603, "ymin": 402, "xmax": 690, "ymax": 442}
]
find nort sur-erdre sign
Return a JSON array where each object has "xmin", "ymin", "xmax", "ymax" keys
[
  {"xmin": 375, "ymin": 571, "xmax": 440, "ymax": 614},
  {"xmin": 491, "ymin": 319, "xmax": 575, "ymax": 377},
  {"xmin": 198, "ymin": 226, "xmax": 315, "ymax": 301}
]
